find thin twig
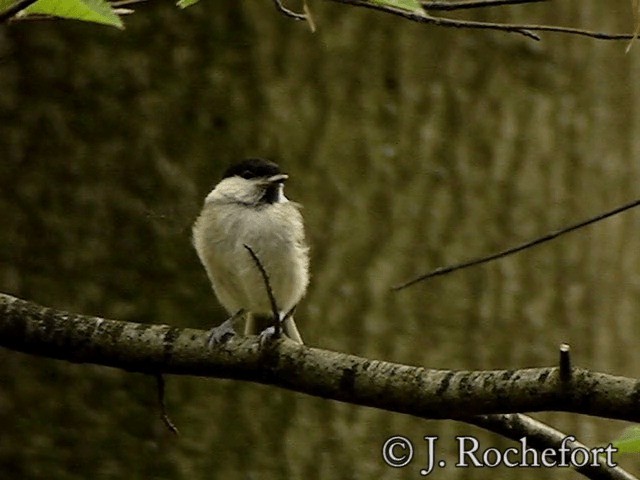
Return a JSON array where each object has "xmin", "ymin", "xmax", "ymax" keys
[
  {"xmin": 424, "ymin": 0, "xmax": 548, "ymax": 11},
  {"xmin": 423, "ymin": 14, "xmax": 543, "ymax": 39},
  {"xmin": 302, "ymin": 0, "xmax": 317, "ymax": 32},
  {"xmin": 450, "ymin": 18, "xmax": 633, "ymax": 40},
  {"xmin": 422, "ymin": 14, "xmax": 637, "ymax": 41},
  {"xmin": 272, "ymin": 0, "xmax": 307, "ymax": 20},
  {"xmin": 559, "ymin": 343, "xmax": 572, "ymax": 383},
  {"xmin": 155, "ymin": 374, "xmax": 179, "ymax": 435},
  {"xmin": 0, "ymin": 0, "xmax": 38, "ymax": 23},
  {"xmin": 393, "ymin": 197, "xmax": 640, "ymax": 291},
  {"xmin": 328, "ymin": 0, "xmax": 637, "ymax": 41},
  {"xmin": 283, "ymin": 305, "xmax": 296, "ymax": 323},
  {"xmin": 329, "ymin": 0, "xmax": 539, "ymax": 40},
  {"xmin": 243, "ymin": 244, "xmax": 281, "ymax": 337},
  {"xmin": 273, "ymin": 0, "xmax": 316, "ymax": 32}
]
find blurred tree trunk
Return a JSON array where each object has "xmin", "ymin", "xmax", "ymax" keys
[{"xmin": 1, "ymin": 1, "xmax": 639, "ymax": 478}]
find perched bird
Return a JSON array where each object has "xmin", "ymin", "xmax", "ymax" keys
[{"xmin": 192, "ymin": 158, "xmax": 310, "ymax": 344}]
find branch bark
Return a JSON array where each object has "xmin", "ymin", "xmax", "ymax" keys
[
  {"xmin": 2, "ymin": 292, "xmax": 640, "ymax": 421},
  {"xmin": 1, "ymin": 292, "xmax": 637, "ymax": 479},
  {"xmin": 325, "ymin": 0, "xmax": 636, "ymax": 42},
  {"xmin": 466, "ymin": 414, "xmax": 637, "ymax": 480}
]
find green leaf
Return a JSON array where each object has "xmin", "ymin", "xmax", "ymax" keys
[
  {"xmin": 369, "ymin": 0, "xmax": 423, "ymax": 14},
  {"xmin": 18, "ymin": 0, "xmax": 123, "ymax": 28},
  {"xmin": 177, "ymin": 0, "xmax": 199, "ymax": 9},
  {"xmin": 612, "ymin": 425, "xmax": 640, "ymax": 453}
]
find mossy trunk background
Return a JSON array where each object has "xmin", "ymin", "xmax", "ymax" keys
[{"xmin": 1, "ymin": 1, "xmax": 640, "ymax": 478}]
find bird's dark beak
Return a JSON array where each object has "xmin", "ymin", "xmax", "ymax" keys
[{"xmin": 267, "ymin": 173, "xmax": 288, "ymax": 184}]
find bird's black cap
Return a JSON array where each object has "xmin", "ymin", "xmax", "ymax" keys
[{"xmin": 223, "ymin": 158, "xmax": 282, "ymax": 180}]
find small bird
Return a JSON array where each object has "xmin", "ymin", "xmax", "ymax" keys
[{"xmin": 192, "ymin": 158, "xmax": 310, "ymax": 345}]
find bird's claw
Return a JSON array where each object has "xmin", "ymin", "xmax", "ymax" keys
[
  {"xmin": 206, "ymin": 319, "xmax": 237, "ymax": 347},
  {"xmin": 258, "ymin": 326, "xmax": 280, "ymax": 346}
]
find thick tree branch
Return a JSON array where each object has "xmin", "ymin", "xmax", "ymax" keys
[
  {"xmin": 2, "ymin": 292, "xmax": 638, "ymax": 479},
  {"xmin": 2, "ymin": 292, "xmax": 640, "ymax": 422}
]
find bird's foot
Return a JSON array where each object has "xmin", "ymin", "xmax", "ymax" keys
[
  {"xmin": 258, "ymin": 325, "xmax": 280, "ymax": 346},
  {"xmin": 206, "ymin": 318, "xmax": 237, "ymax": 347},
  {"xmin": 259, "ymin": 310, "xmax": 286, "ymax": 346},
  {"xmin": 207, "ymin": 309, "xmax": 245, "ymax": 346}
]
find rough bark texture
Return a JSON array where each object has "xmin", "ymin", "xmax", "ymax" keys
[{"xmin": 3, "ymin": 292, "xmax": 640, "ymax": 423}]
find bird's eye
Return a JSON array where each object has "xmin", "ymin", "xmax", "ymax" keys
[{"xmin": 240, "ymin": 170, "xmax": 253, "ymax": 179}]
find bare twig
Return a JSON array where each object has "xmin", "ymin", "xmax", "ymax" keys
[
  {"xmin": 272, "ymin": 0, "xmax": 306, "ymax": 21},
  {"xmin": 243, "ymin": 244, "xmax": 281, "ymax": 337},
  {"xmin": 482, "ymin": 21, "xmax": 636, "ymax": 40},
  {"xmin": 466, "ymin": 414, "xmax": 635, "ymax": 480},
  {"xmin": 559, "ymin": 343, "xmax": 572, "ymax": 383},
  {"xmin": 426, "ymin": 14, "xmax": 637, "ymax": 41},
  {"xmin": 3, "ymin": 0, "xmax": 634, "ymax": 44},
  {"xmin": 0, "ymin": 0, "xmax": 38, "ymax": 23},
  {"xmin": 328, "ymin": 0, "xmax": 636, "ymax": 42},
  {"xmin": 393, "ymin": 197, "xmax": 640, "ymax": 291},
  {"xmin": 424, "ymin": 0, "xmax": 548, "ymax": 11},
  {"xmin": 273, "ymin": 0, "xmax": 316, "ymax": 32},
  {"xmin": 302, "ymin": 0, "xmax": 317, "ymax": 32},
  {"xmin": 155, "ymin": 374, "xmax": 179, "ymax": 435},
  {"xmin": 283, "ymin": 305, "xmax": 296, "ymax": 323},
  {"xmin": 328, "ymin": 0, "xmax": 540, "ymax": 40}
]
